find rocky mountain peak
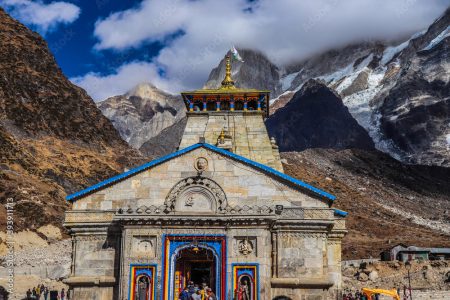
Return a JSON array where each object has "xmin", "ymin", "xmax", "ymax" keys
[
  {"xmin": 97, "ymin": 83, "xmax": 186, "ymax": 153},
  {"xmin": 204, "ymin": 48, "xmax": 282, "ymax": 97},
  {"xmin": 126, "ymin": 82, "xmax": 172, "ymax": 101},
  {"xmin": 266, "ymin": 79, "xmax": 375, "ymax": 152},
  {"xmin": 0, "ymin": 7, "xmax": 126, "ymax": 148}
]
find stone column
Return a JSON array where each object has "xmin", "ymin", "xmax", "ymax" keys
[{"xmin": 64, "ymin": 226, "xmax": 119, "ymax": 300}]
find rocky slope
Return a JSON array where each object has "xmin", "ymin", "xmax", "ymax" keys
[
  {"xmin": 0, "ymin": 7, "xmax": 142, "ymax": 231},
  {"xmin": 342, "ymin": 260, "xmax": 450, "ymax": 293},
  {"xmin": 204, "ymin": 48, "xmax": 282, "ymax": 97},
  {"xmin": 266, "ymin": 80, "xmax": 375, "ymax": 152},
  {"xmin": 282, "ymin": 149, "xmax": 450, "ymax": 259},
  {"xmin": 97, "ymin": 83, "xmax": 186, "ymax": 156},
  {"xmin": 139, "ymin": 117, "xmax": 187, "ymax": 157}
]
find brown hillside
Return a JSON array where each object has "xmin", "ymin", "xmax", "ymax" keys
[
  {"xmin": 282, "ymin": 149, "xmax": 450, "ymax": 260},
  {"xmin": 0, "ymin": 8, "xmax": 143, "ymax": 231}
]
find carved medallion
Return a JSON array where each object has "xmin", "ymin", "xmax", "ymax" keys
[{"xmin": 194, "ymin": 157, "xmax": 208, "ymax": 173}]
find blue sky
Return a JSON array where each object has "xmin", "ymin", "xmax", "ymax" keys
[{"xmin": 1, "ymin": 0, "xmax": 449, "ymax": 101}]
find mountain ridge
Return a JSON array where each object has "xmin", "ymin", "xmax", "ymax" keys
[
  {"xmin": 0, "ymin": 7, "xmax": 143, "ymax": 231},
  {"xmin": 97, "ymin": 82, "xmax": 186, "ymax": 155}
]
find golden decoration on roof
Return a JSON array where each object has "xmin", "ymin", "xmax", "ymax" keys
[
  {"xmin": 220, "ymin": 55, "xmax": 236, "ymax": 89},
  {"xmin": 180, "ymin": 52, "xmax": 271, "ymax": 116}
]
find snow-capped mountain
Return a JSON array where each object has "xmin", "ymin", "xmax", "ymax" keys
[{"xmin": 205, "ymin": 8, "xmax": 450, "ymax": 167}]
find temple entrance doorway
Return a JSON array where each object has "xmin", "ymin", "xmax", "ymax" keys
[{"xmin": 174, "ymin": 247, "xmax": 216, "ymax": 299}]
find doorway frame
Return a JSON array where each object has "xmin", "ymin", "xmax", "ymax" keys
[
  {"xmin": 129, "ymin": 264, "xmax": 157, "ymax": 300},
  {"xmin": 232, "ymin": 264, "xmax": 259, "ymax": 300},
  {"xmin": 161, "ymin": 234, "xmax": 227, "ymax": 300}
]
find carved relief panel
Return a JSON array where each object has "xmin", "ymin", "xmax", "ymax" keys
[
  {"xmin": 131, "ymin": 236, "xmax": 157, "ymax": 258},
  {"xmin": 165, "ymin": 175, "xmax": 228, "ymax": 213},
  {"xmin": 233, "ymin": 237, "xmax": 257, "ymax": 257}
]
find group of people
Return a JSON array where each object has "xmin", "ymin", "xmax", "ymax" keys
[
  {"xmin": 342, "ymin": 291, "xmax": 377, "ymax": 300},
  {"xmin": 179, "ymin": 282, "xmax": 216, "ymax": 300},
  {"xmin": 25, "ymin": 285, "xmax": 67, "ymax": 300}
]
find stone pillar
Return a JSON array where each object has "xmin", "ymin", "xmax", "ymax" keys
[{"xmin": 64, "ymin": 228, "xmax": 119, "ymax": 300}]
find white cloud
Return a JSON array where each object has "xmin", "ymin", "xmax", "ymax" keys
[
  {"xmin": 80, "ymin": 0, "xmax": 449, "ymax": 99},
  {"xmin": 1, "ymin": 0, "xmax": 80, "ymax": 34},
  {"xmin": 71, "ymin": 61, "xmax": 182, "ymax": 101}
]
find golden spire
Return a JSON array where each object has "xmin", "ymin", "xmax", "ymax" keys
[{"xmin": 220, "ymin": 55, "xmax": 235, "ymax": 89}]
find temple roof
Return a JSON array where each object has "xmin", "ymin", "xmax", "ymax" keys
[
  {"xmin": 180, "ymin": 88, "xmax": 270, "ymax": 95},
  {"xmin": 66, "ymin": 143, "xmax": 336, "ymax": 203}
]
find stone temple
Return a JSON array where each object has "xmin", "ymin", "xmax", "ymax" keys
[{"xmin": 64, "ymin": 56, "xmax": 347, "ymax": 300}]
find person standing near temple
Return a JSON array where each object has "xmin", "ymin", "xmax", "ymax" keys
[
  {"xmin": 200, "ymin": 283, "xmax": 209, "ymax": 300},
  {"xmin": 206, "ymin": 288, "xmax": 217, "ymax": 300},
  {"xmin": 36, "ymin": 285, "xmax": 41, "ymax": 300},
  {"xmin": 26, "ymin": 289, "xmax": 32, "ymax": 300},
  {"xmin": 180, "ymin": 287, "xmax": 190, "ymax": 300},
  {"xmin": 191, "ymin": 290, "xmax": 202, "ymax": 300},
  {"xmin": 43, "ymin": 287, "xmax": 49, "ymax": 300},
  {"xmin": 60, "ymin": 288, "xmax": 65, "ymax": 300},
  {"xmin": 187, "ymin": 281, "xmax": 195, "ymax": 297}
]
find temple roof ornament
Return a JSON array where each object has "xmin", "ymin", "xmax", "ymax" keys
[
  {"xmin": 220, "ymin": 55, "xmax": 236, "ymax": 89},
  {"xmin": 180, "ymin": 53, "xmax": 271, "ymax": 116}
]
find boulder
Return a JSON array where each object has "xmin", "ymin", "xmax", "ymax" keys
[
  {"xmin": 358, "ymin": 272, "xmax": 369, "ymax": 282},
  {"xmin": 369, "ymin": 270, "xmax": 379, "ymax": 281}
]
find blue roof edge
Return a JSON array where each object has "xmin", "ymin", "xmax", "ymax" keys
[
  {"xmin": 334, "ymin": 209, "xmax": 348, "ymax": 217},
  {"xmin": 200, "ymin": 144, "xmax": 336, "ymax": 201},
  {"xmin": 66, "ymin": 143, "xmax": 336, "ymax": 202}
]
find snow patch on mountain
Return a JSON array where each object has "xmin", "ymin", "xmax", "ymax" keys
[
  {"xmin": 381, "ymin": 40, "xmax": 409, "ymax": 65},
  {"xmin": 423, "ymin": 25, "xmax": 450, "ymax": 50},
  {"xmin": 339, "ymin": 67, "xmax": 404, "ymax": 158},
  {"xmin": 411, "ymin": 29, "xmax": 427, "ymax": 40},
  {"xmin": 319, "ymin": 54, "xmax": 374, "ymax": 93},
  {"xmin": 270, "ymin": 90, "xmax": 294, "ymax": 105},
  {"xmin": 281, "ymin": 70, "xmax": 301, "ymax": 91},
  {"xmin": 342, "ymin": 68, "xmax": 384, "ymax": 130}
]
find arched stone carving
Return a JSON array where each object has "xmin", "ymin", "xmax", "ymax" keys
[{"xmin": 165, "ymin": 176, "xmax": 227, "ymax": 213}]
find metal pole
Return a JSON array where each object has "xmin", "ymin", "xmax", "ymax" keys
[{"xmin": 408, "ymin": 269, "xmax": 413, "ymax": 300}]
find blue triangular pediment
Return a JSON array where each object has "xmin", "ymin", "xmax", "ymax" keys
[{"xmin": 66, "ymin": 143, "xmax": 336, "ymax": 203}]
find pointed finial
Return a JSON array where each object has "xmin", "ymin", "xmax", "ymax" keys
[
  {"xmin": 219, "ymin": 129, "xmax": 225, "ymax": 144},
  {"xmin": 220, "ymin": 55, "xmax": 235, "ymax": 89}
]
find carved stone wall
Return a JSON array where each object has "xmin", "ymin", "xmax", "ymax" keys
[
  {"xmin": 71, "ymin": 147, "xmax": 329, "ymax": 212},
  {"xmin": 65, "ymin": 146, "xmax": 345, "ymax": 300},
  {"xmin": 277, "ymin": 232, "xmax": 325, "ymax": 278},
  {"xmin": 179, "ymin": 112, "xmax": 284, "ymax": 172},
  {"xmin": 69, "ymin": 232, "xmax": 120, "ymax": 300}
]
